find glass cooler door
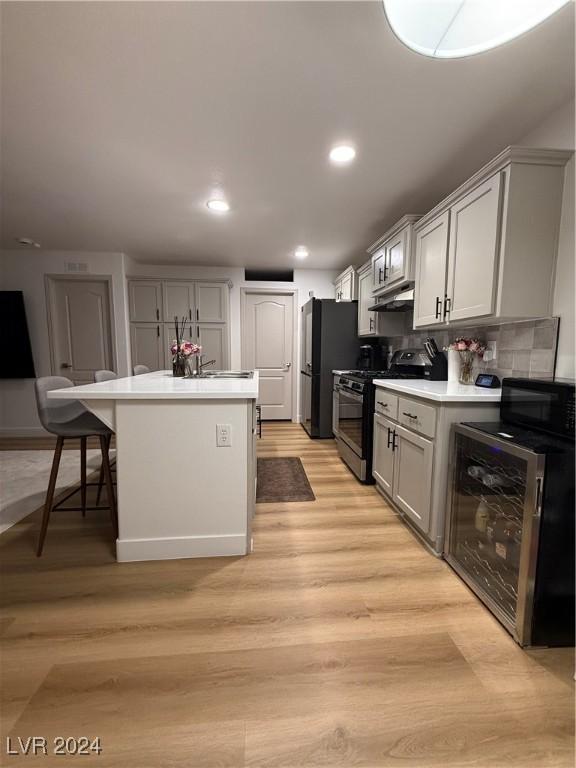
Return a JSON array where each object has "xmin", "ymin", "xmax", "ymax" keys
[{"xmin": 446, "ymin": 425, "xmax": 544, "ymax": 642}]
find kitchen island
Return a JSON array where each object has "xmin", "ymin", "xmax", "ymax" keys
[{"xmin": 48, "ymin": 371, "xmax": 259, "ymax": 562}]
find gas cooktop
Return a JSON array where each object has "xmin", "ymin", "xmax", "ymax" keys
[{"xmin": 343, "ymin": 370, "xmax": 420, "ymax": 381}]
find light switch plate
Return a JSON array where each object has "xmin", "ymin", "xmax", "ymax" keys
[{"xmin": 216, "ymin": 424, "xmax": 232, "ymax": 447}]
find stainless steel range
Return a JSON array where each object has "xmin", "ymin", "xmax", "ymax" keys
[{"xmin": 334, "ymin": 349, "xmax": 434, "ymax": 483}]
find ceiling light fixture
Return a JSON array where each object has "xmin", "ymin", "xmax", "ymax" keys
[
  {"xmin": 206, "ymin": 199, "xmax": 230, "ymax": 213},
  {"xmin": 382, "ymin": 0, "xmax": 570, "ymax": 59},
  {"xmin": 329, "ymin": 144, "xmax": 356, "ymax": 164},
  {"xmin": 16, "ymin": 237, "xmax": 41, "ymax": 248},
  {"xmin": 294, "ymin": 246, "xmax": 309, "ymax": 260}
]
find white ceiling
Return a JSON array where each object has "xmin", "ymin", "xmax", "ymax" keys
[{"xmin": 1, "ymin": 1, "xmax": 574, "ymax": 269}]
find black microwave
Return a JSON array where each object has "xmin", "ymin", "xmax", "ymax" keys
[{"xmin": 500, "ymin": 377, "xmax": 575, "ymax": 440}]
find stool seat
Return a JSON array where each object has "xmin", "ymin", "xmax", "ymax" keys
[{"xmin": 49, "ymin": 411, "xmax": 112, "ymax": 438}]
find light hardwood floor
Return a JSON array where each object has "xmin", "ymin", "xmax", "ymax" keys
[{"xmin": 0, "ymin": 423, "xmax": 573, "ymax": 766}]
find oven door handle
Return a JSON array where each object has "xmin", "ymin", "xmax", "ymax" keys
[{"xmin": 337, "ymin": 388, "xmax": 364, "ymax": 403}]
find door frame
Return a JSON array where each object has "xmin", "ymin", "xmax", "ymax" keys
[
  {"xmin": 45, "ymin": 274, "xmax": 117, "ymax": 378},
  {"xmin": 240, "ymin": 287, "xmax": 298, "ymax": 422}
]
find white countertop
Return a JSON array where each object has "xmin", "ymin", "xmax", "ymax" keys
[
  {"xmin": 373, "ymin": 379, "xmax": 502, "ymax": 403},
  {"xmin": 48, "ymin": 370, "xmax": 259, "ymax": 400},
  {"xmin": 332, "ymin": 370, "xmax": 353, "ymax": 375}
]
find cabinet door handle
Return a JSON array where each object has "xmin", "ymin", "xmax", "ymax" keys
[
  {"xmin": 402, "ymin": 411, "xmax": 417, "ymax": 419},
  {"xmin": 196, "ymin": 309, "xmax": 199, "ymax": 321},
  {"xmin": 378, "ymin": 267, "xmax": 383, "ymax": 284},
  {"xmin": 189, "ymin": 326, "xmax": 192, "ymax": 337},
  {"xmin": 189, "ymin": 309, "xmax": 192, "ymax": 320},
  {"xmin": 392, "ymin": 430, "xmax": 398, "ymax": 451},
  {"xmin": 435, "ymin": 296, "xmax": 442, "ymax": 320},
  {"xmin": 369, "ymin": 317, "xmax": 374, "ymax": 331},
  {"xmin": 156, "ymin": 308, "xmax": 159, "ymax": 321},
  {"xmin": 156, "ymin": 325, "xmax": 160, "ymax": 338},
  {"xmin": 377, "ymin": 401, "xmax": 388, "ymax": 408},
  {"xmin": 383, "ymin": 264, "xmax": 388, "ymax": 282},
  {"xmin": 387, "ymin": 427, "xmax": 393, "ymax": 448},
  {"xmin": 443, "ymin": 296, "xmax": 451, "ymax": 320},
  {"xmin": 197, "ymin": 327, "xmax": 200, "ymax": 340}
]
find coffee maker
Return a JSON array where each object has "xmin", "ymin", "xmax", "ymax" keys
[{"xmin": 356, "ymin": 344, "xmax": 386, "ymax": 371}]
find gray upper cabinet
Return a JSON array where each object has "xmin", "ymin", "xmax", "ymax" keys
[
  {"xmin": 196, "ymin": 282, "xmax": 228, "ymax": 323},
  {"xmin": 357, "ymin": 261, "xmax": 378, "ymax": 336},
  {"xmin": 413, "ymin": 212, "xmax": 450, "ymax": 328},
  {"xmin": 446, "ymin": 173, "xmax": 502, "ymax": 323},
  {"xmin": 413, "ymin": 147, "xmax": 572, "ymax": 329},
  {"xmin": 163, "ymin": 282, "xmax": 195, "ymax": 323},
  {"xmin": 334, "ymin": 266, "xmax": 357, "ymax": 301},
  {"xmin": 368, "ymin": 215, "xmax": 421, "ymax": 298},
  {"xmin": 129, "ymin": 281, "xmax": 162, "ymax": 322}
]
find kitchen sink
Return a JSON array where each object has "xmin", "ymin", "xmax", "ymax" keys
[{"xmin": 200, "ymin": 371, "xmax": 254, "ymax": 379}]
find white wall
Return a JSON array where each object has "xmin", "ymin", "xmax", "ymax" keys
[
  {"xmin": 0, "ymin": 252, "xmax": 338, "ymax": 433},
  {"xmin": 125, "ymin": 258, "xmax": 339, "ymax": 419},
  {"xmin": 0, "ymin": 251, "xmax": 130, "ymax": 435},
  {"xmin": 519, "ymin": 98, "xmax": 575, "ymax": 379}
]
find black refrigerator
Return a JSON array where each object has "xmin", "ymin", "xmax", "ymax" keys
[{"xmin": 300, "ymin": 299, "xmax": 360, "ymax": 438}]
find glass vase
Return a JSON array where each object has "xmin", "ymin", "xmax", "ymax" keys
[
  {"xmin": 172, "ymin": 356, "xmax": 186, "ymax": 377},
  {"xmin": 458, "ymin": 350, "xmax": 475, "ymax": 385}
]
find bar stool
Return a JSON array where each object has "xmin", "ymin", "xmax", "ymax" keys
[
  {"xmin": 94, "ymin": 370, "xmax": 118, "ymax": 383},
  {"xmin": 94, "ymin": 370, "xmax": 118, "ymax": 504},
  {"xmin": 133, "ymin": 364, "xmax": 150, "ymax": 375},
  {"xmin": 34, "ymin": 376, "xmax": 117, "ymax": 556}
]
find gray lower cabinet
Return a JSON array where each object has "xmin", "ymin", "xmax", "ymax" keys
[
  {"xmin": 163, "ymin": 323, "xmax": 228, "ymax": 370},
  {"xmin": 373, "ymin": 411, "xmax": 433, "ymax": 538},
  {"xmin": 391, "ymin": 424, "xmax": 433, "ymax": 534},
  {"xmin": 195, "ymin": 324, "xmax": 228, "ymax": 370},
  {"xmin": 130, "ymin": 323, "xmax": 163, "ymax": 371},
  {"xmin": 373, "ymin": 414, "xmax": 395, "ymax": 496}
]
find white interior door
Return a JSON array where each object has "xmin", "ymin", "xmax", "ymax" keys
[
  {"xmin": 242, "ymin": 292, "xmax": 294, "ymax": 420},
  {"xmin": 48, "ymin": 278, "xmax": 114, "ymax": 384}
]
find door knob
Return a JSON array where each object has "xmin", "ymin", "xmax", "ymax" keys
[
  {"xmin": 61, "ymin": 363, "xmax": 71, "ymax": 369},
  {"xmin": 285, "ymin": 362, "xmax": 292, "ymax": 370}
]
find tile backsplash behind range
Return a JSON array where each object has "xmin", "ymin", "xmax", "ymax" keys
[{"xmin": 382, "ymin": 317, "xmax": 559, "ymax": 380}]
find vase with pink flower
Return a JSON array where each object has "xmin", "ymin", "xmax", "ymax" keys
[
  {"xmin": 446, "ymin": 337, "xmax": 486, "ymax": 385},
  {"xmin": 170, "ymin": 317, "xmax": 202, "ymax": 377}
]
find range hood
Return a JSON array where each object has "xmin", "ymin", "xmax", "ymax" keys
[{"xmin": 368, "ymin": 287, "xmax": 414, "ymax": 312}]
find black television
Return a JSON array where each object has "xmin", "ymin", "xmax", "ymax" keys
[{"xmin": 0, "ymin": 291, "xmax": 36, "ymax": 378}]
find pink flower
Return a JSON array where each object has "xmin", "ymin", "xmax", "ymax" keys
[
  {"xmin": 170, "ymin": 341, "xmax": 179, "ymax": 355},
  {"xmin": 180, "ymin": 341, "xmax": 201, "ymax": 357},
  {"xmin": 456, "ymin": 339, "xmax": 467, "ymax": 351}
]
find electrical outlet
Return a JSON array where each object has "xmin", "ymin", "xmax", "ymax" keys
[
  {"xmin": 484, "ymin": 341, "xmax": 497, "ymax": 362},
  {"xmin": 216, "ymin": 424, "xmax": 232, "ymax": 447}
]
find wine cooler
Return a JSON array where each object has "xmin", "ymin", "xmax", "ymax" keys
[{"xmin": 445, "ymin": 378, "xmax": 575, "ymax": 647}]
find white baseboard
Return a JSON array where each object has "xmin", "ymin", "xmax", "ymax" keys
[
  {"xmin": 0, "ymin": 427, "xmax": 49, "ymax": 438},
  {"xmin": 116, "ymin": 533, "xmax": 248, "ymax": 562}
]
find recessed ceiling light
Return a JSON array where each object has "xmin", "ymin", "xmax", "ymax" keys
[
  {"xmin": 16, "ymin": 237, "xmax": 41, "ymax": 248},
  {"xmin": 383, "ymin": 0, "xmax": 570, "ymax": 59},
  {"xmin": 329, "ymin": 144, "xmax": 356, "ymax": 164},
  {"xmin": 294, "ymin": 246, "xmax": 309, "ymax": 260},
  {"xmin": 206, "ymin": 199, "xmax": 230, "ymax": 213}
]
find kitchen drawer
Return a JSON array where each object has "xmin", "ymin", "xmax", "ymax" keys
[
  {"xmin": 375, "ymin": 390, "xmax": 398, "ymax": 421},
  {"xmin": 397, "ymin": 396, "xmax": 436, "ymax": 439}
]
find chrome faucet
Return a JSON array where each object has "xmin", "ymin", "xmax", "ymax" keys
[{"xmin": 199, "ymin": 357, "xmax": 216, "ymax": 370}]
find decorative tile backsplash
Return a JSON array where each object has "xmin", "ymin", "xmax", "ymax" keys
[{"xmin": 382, "ymin": 317, "xmax": 559, "ymax": 380}]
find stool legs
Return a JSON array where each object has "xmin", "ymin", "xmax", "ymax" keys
[
  {"xmin": 100, "ymin": 435, "xmax": 118, "ymax": 538},
  {"xmin": 80, "ymin": 436, "xmax": 87, "ymax": 517},
  {"xmin": 37, "ymin": 436, "xmax": 64, "ymax": 557}
]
